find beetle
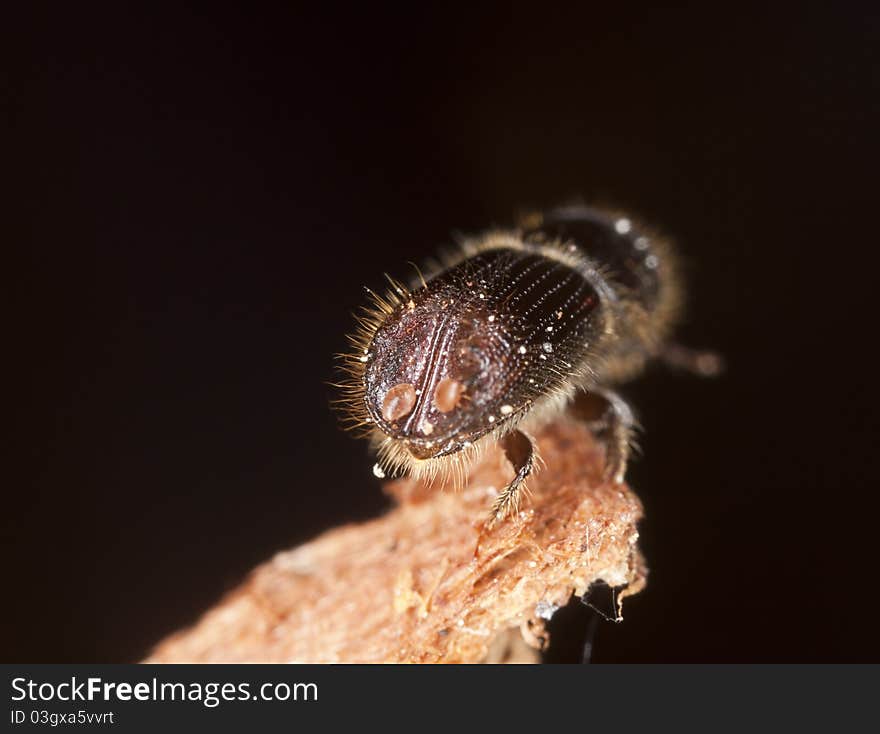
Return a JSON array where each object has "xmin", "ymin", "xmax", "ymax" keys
[{"xmin": 335, "ymin": 204, "xmax": 718, "ymax": 523}]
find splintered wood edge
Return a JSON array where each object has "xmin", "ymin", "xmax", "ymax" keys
[{"xmin": 146, "ymin": 418, "xmax": 647, "ymax": 663}]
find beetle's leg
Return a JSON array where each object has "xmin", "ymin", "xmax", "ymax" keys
[
  {"xmin": 658, "ymin": 342, "xmax": 724, "ymax": 377},
  {"xmin": 488, "ymin": 429, "xmax": 536, "ymax": 523},
  {"xmin": 571, "ymin": 389, "xmax": 637, "ymax": 484}
]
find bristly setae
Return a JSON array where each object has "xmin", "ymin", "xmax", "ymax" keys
[{"xmin": 335, "ymin": 204, "xmax": 718, "ymax": 523}]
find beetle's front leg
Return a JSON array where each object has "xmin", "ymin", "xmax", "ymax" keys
[
  {"xmin": 572, "ymin": 388, "xmax": 637, "ymax": 484},
  {"xmin": 488, "ymin": 429, "xmax": 537, "ymax": 523}
]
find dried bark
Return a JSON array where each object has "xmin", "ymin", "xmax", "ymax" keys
[{"xmin": 147, "ymin": 418, "xmax": 646, "ymax": 663}]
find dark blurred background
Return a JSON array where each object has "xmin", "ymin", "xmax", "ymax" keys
[{"xmin": 6, "ymin": 5, "xmax": 879, "ymax": 662}]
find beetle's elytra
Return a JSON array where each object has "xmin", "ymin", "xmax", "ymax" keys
[{"xmin": 336, "ymin": 204, "xmax": 716, "ymax": 523}]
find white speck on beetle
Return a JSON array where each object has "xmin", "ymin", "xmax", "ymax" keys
[
  {"xmin": 646, "ymin": 254, "xmax": 659, "ymax": 269},
  {"xmin": 372, "ymin": 463, "xmax": 386, "ymax": 479},
  {"xmin": 488, "ymin": 416, "xmax": 495, "ymax": 423},
  {"xmin": 488, "ymin": 315, "xmax": 495, "ymax": 322},
  {"xmin": 615, "ymin": 218, "xmax": 632, "ymax": 234},
  {"xmin": 545, "ymin": 326, "xmax": 553, "ymax": 332},
  {"xmin": 543, "ymin": 342, "xmax": 553, "ymax": 353},
  {"xmin": 634, "ymin": 236, "xmax": 649, "ymax": 251},
  {"xmin": 500, "ymin": 404, "xmax": 513, "ymax": 415},
  {"xmin": 518, "ymin": 345, "xmax": 527, "ymax": 354}
]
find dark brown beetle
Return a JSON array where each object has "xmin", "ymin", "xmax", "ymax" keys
[{"xmin": 336, "ymin": 205, "xmax": 718, "ymax": 522}]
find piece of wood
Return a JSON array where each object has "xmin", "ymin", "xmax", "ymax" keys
[{"xmin": 147, "ymin": 418, "xmax": 646, "ymax": 663}]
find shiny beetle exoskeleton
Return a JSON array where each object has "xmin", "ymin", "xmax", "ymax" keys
[{"xmin": 336, "ymin": 205, "xmax": 718, "ymax": 523}]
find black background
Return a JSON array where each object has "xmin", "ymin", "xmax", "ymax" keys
[{"xmin": 6, "ymin": 5, "xmax": 879, "ymax": 662}]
